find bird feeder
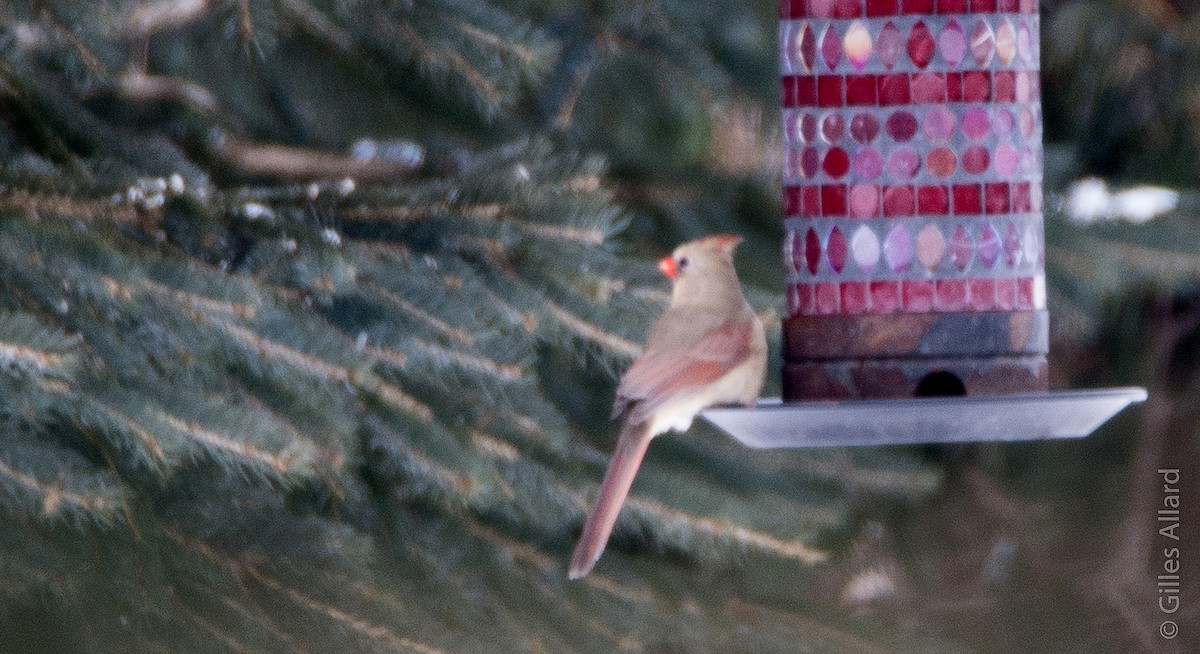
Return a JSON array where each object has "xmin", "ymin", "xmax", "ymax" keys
[{"xmin": 703, "ymin": 0, "xmax": 1145, "ymax": 447}]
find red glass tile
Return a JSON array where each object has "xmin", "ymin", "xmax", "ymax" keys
[
  {"xmin": 968, "ymin": 278, "xmax": 996, "ymax": 311},
  {"xmin": 814, "ymin": 282, "xmax": 840, "ymax": 314},
  {"xmin": 802, "ymin": 186, "xmax": 821, "ymax": 216},
  {"xmin": 1016, "ymin": 277, "xmax": 1034, "ymax": 309},
  {"xmin": 962, "ymin": 71, "xmax": 990, "ymax": 102},
  {"xmin": 918, "ymin": 185, "xmax": 950, "ymax": 214},
  {"xmin": 998, "ymin": 0, "xmax": 1019, "ymax": 10},
  {"xmin": 869, "ymin": 281, "xmax": 900, "ymax": 313},
  {"xmin": 939, "ymin": 0, "xmax": 967, "ymax": 11},
  {"xmin": 790, "ymin": 0, "xmax": 807, "ymax": 17},
  {"xmin": 828, "ymin": 226, "xmax": 849, "ymax": 273},
  {"xmin": 904, "ymin": 0, "xmax": 934, "ymax": 12},
  {"xmin": 886, "ymin": 111, "xmax": 918, "ymax": 141},
  {"xmin": 902, "ymin": 280, "xmax": 934, "ymax": 312},
  {"xmin": 820, "ymin": 25, "xmax": 842, "ymax": 70},
  {"xmin": 809, "ymin": 0, "xmax": 836, "ymax": 17},
  {"xmin": 970, "ymin": 0, "xmax": 996, "ymax": 11},
  {"xmin": 946, "ymin": 72, "xmax": 962, "ymax": 102},
  {"xmin": 841, "ymin": 282, "xmax": 868, "ymax": 314},
  {"xmin": 961, "ymin": 145, "xmax": 989, "ymax": 174},
  {"xmin": 879, "ymin": 74, "xmax": 910, "ymax": 105},
  {"xmin": 800, "ymin": 146, "xmax": 820, "ymax": 178},
  {"xmin": 822, "ymin": 184, "xmax": 847, "ymax": 216},
  {"xmin": 984, "ymin": 183, "xmax": 1010, "ymax": 214},
  {"xmin": 926, "ymin": 147, "xmax": 956, "ymax": 177},
  {"xmin": 850, "ymin": 113, "xmax": 880, "ymax": 143},
  {"xmin": 835, "ymin": 0, "xmax": 864, "ymax": 18},
  {"xmin": 952, "ymin": 184, "xmax": 982, "ymax": 214},
  {"xmin": 996, "ymin": 278, "xmax": 1016, "ymax": 310},
  {"xmin": 846, "ymin": 75, "xmax": 878, "ymax": 105},
  {"xmin": 782, "ymin": 77, "xmax": 797, "ymax": 108},
  {"xmin": 796, "ymin": 77, "xmax": 817, "ymax": 105},
  {"xmin": 785, "ymin": 186, "xmax": 801, "ymax": 216},
  {"xmin": 907, "ymin": 22, "xmax": 935, "ymax": 69},
  {"xmin": 796, "ymin": 283, "xmax": 815, "ymax": 315},
  {"xmin": 993, "ymin": 71, "xmax": 1015, "ymax": 102},
  {"xmin": 866, "ymin": 0, "xmax": 898, "ymax": 15},
  {"xmin": 805, "ymin": 227, "xmax": 822, "ymax": 274},
  {"xmin": 934, "ymin": 280, "xmax": 968, "ymax": 311},
  {"xmin": 1012, "ymin": 182, "xmax": 1032, "ymax": 212},
  {"xmin": 883, "ymin": 185, "xmax": 915, "ymax": 216},
  {"xmin": 818, "ymin": 76, "xmax": 844, "ymax": 107},
  {"xmin": 822, "ymin": 114, "xmax": 845, "ymax": 142},
  {"xmin": 911, "ymin": 73, "xmax": 947, "ymax": 103}
]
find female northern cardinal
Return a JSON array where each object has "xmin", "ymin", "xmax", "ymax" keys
[{"xmin": 568, "ymin": 234, "xmax": 767, "ymax": 579}]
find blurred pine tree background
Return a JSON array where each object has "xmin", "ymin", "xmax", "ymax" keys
[{"xmin": 0, "ymin": 0, "xmax": 1195, "ymax": 652}]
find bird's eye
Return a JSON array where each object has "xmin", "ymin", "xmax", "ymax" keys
[{"xmin": 678, "ymin": 257, "xmax": 689, "ymax": 271}]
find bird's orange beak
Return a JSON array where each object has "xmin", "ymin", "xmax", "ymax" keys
[{"xmin": 658, "ymin": 255, "xmax": 677, "ymax": 280}]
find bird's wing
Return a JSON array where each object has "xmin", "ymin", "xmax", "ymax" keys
[{"xmin": 613, "ymin": 319, "xmax": 753, "ymax": 424}]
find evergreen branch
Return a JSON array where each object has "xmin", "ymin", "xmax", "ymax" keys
[
  {"xmin": 160, "ymin": 413, "xmax": 295, "ymax": 474},
  {"xmin": 0, "ymin": 458, "xmax": 123, "ymax": 520},
  {"xmin": 339, "ymin": 203, "xmax": 608, "ymax": 245},
  {"xmin": 276, "ymin": 0, "xmax": 355, "ymax": 53},
  {"xmin": 391, "ymin": 19, "xmax": 502, "ymax": 109},
  {"xmin": 723, "ymin": 598, "xmax": 895, "ymax": 654},
  {"xmin": 217, "ymin": 139, "xmax": 419, "ymax": 182},
  {"xmin": 40, "ymin": 8, "xmax": 110, "ymax": 78},
  {"xmin": 407, "ymin": 341, "xmax": 524, "ymax": 382},
  {"xmin": 117, "ymin": 71, "xmax": 221, "ymax": 116},
  {"xmin": 124, "ymin": 0, "xmax": 213, "ymax": 38},
  {"xmin": 143, "ymin": 278, "xmax": 258, "ymax": 321},
  {"xmin": 625, "ymin": 497, "xmax": 829, "ymax": 565},
  {"xmin": 361, "ymin": 281, "xmax": 474, "ymax": 345},
  {"xmin": 545, "ymin": 301, "xmax": 640, "ymax": 358},
  {"xmin": 1079, "ymin": 233, "xmax": 1200, "ymax": 278},
  {"xmin": 90, "ymin": 401, "xmax": 167, "ymax": 464},
  {"xmin": 181, "ymin": 607, "xmax": 257, "ymax": 654},
  {"xmin": 453, "ymin": 21, "xmax": 536, "ymax": 65},
  {"xmin": 0, "ymin": 341, "xmax": 64, "ymax": 372},
  {"xmin": 0, "ymin": 192, "xmax": 138, "ymax": 223}
]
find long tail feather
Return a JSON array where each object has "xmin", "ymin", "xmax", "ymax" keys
[{"xmin": 568, "ymin": 420, "xmax": 652, "ymax": 579}]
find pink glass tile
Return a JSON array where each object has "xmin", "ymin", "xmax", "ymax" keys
[
  {"xmin": 953, "ymin": 184, "xmax": 982, "ymax": 215},
  {"xmin": 1023, "ymin": 224, "xmax": 1041, "ymax": 266},
  {"xmin": 1017, "ymin": 21, "xmax": 1033, "ymax": 66},
  {"xmin": 822, "ymin": 113, "xmax": 845, "ymax": 143},
  {"xmin": 916, "ymin": 223, "xmax": 945, "ymax": 272},
  {"xmin": 1016, "ymin": 277, "xmax": 1034, "ymax": 310},
  {"xmin": 841, "ymin": 282, "xmax": 868, "ymax": 313},
  {"xmin": 879, "ymin": 74, "xmax": 911, "ymax": 105},
  {"xmin": 849, "ymin": 183, "xmax": 881, "ymax": 216},
  {"xmin": 927, "ymin": 147, "xmax": 956, "ymax": 177},
  {"xmin": 1020, "ymin": 0, "xmax": 1036, "ymax": 11},
  {"xmin": 923, "ymin": 106, "xmax": 955, "ymax": 141},
  {"xmin": 977, "ymin": 223, "xmax": 1000, "ymax": 268},
  {"xmin": 962, "ymin": 71, "xmax": 990, "ymax": 102},
  {"xmin": 969, "ymin": 278, "xmax": 996, "ymax": 311},
  {"xmin": 911, "ymin": 73, "xmax": 948, "ymax": 103},
  {"xmin": 787, "ymin": 282, "xmax": 800, "ymax": 317},
  {"xmin": 876, "ymin": 21, "xmax": 903, "ymax": 70},
  {"xmin": 780, "ymin": 0, "xmax": 791, "ymax": 18},
  {"xmin": 993, "ymin": 71, "xmax": 1016, "ymax": 102},
  {"xmin": 886, "ymin": 111, "xmax": 918, "ymax": 141},
  {"xmin": 869, "ymin": 281, "xmax": 900, "ymax": 313},
  {"xmin": 884, "ymin": 225, "xmax": 914, "ymax": 272},
  {"xmin": 814, "ymin": 281, "xmax": 840, "ymax": 314},
  {"xmin": 799, "ymin": 146, "xmax": 820, "ymax": 178},
  {"xmin": 846, "ymin": 75, "xmax": 878, "ymax": 105},
  {"xmin": 851, "ymin": 113, "xmax": 880, "ymax": 143},
  {"xmin": 827, "ymin": 226, "xmax": 849, "ymax": 273},
  {"xmin": 788, "ymin": 229, "xmax": 802, "ymax": 272},
  {"xmin": 866, "ymin": 0, "xmax": 898, "ymax": 16},
  {"xmin": 961, "ymin": 107, "xmax": 990, "ymax": 140},
  {"xmin": 902, "ymin": 280, "xmax": 933, "ymax": 312},
  {"xmin": 820, "ymin": 25, "xmax": 842, "ymax": 70},
  {"xmin": 961, "ymin": 145, "xmax": 990, "ymax": 174},
  {"xmin": 1003, "ymin": 222, "xmax": 1021, "ymax": 268},
  {"xmin": 907, "ymin": 22, "xmax": 936, "ymax": 69},
  {"xmin": 934, "ymin": 280, "xmax": 968, "ymax": 311},
  {"xmin": 994, "ymin": 144, "xmax": 1019, "ymax": 176},
  {"xmin": 996, "ymin": 278, "xmax": 1016, "ymax": 310},
  {"xmin": 1019, "ymin": 107, "xmax": 1036, "ymax": 138},
  {"xmin": 991, "ymin": 108, "xmax": 1015, "ymax": 136},
  {"xmin": 948, "ymin": 224, "xmax": 973, "ymax": 271},
  {"xmin": 822, "ymin": 184, "xmax": 847, "ymax": 215},
  {"xmin": 985, "ymin": 183, "xmax": 1010, "ymax": 214},
  {"xmin": 939, "ymin": 20, "xmax": 967, "ymax": 68},
  {"xmin": 804, "ymin": 227, "xmax": 822, "ymax": 274},
  {"xmin": 999, "ymin": 0, "xmax": 1019, "ymax": 10},
  {"xmin": 971, "ymin": 21, "xmax": 995, "ymax": 67},
  {"xmin": 883, "ymin": 185, "xmax": 916, "ymax": 216},
  {"xmin": 887, "ymin": 147, "xmax": 921, "ymax": 179},
  {"xmin": 918, "ymin": 185, "xmax": 950, "ymax": 214},
  {"xmin": 851, "ymin": 224, "xmax": 881, "ymax": 270},
  {"xmin": 995, "ymin": 19, "xmax": 1016, "ymax": 66},
  {"xmin": 1016, "ymin": 71, "xmax": 1033, "ymax": 102},
  {"xmin": 853, "ymin": 148, "xmax": 884, "ymax": 179},
  {"xmin": 818, "ymin": 75, "xmax": 844, "ymax": 107},
  {"xmin": 844, "ymin": 21, "xmax": 873, "ymax": 70},
  {"xmin": 795, "ymin": 283, "xmax": 816, "ymax": 315},
  {"xmin": 1012, "ymin": 182, "xmax": 1032, "ymax": 213},
  {"xmin": 971, "ymin": 0, "xmax": 996, "ymax": 11}
]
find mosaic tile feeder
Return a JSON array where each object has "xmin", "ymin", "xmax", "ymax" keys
[{"xmin": 702, "ymin": 0, "xmax": 1146, "ymax": 447}]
